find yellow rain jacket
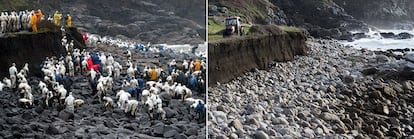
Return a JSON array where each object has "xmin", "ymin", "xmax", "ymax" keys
[
  {"xmin": 67, "ymin": 15, "xmax": 72, "ymax": 27},
  {"xmin": 30, "ymin": 13, "xmax": 38, "ymax": 32},
  {"xmin": 150, "ymin": 69, "xmax": 157, "ymax": 81},
  {"xmin": 194, "ymin": 60, "xmax": 201, "ymax": 71},
  {"xmin": 54, "ymin": 11, "xmax": 62, "ymax": 26}
]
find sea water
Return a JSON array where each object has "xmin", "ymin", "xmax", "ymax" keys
[
  {"xmin": 161, "ymin": 42, "xmax": 207, "ymax": 58},
  {"xmin": 341, "ymin": 29, "xmax": 414, "ymax": 51}
]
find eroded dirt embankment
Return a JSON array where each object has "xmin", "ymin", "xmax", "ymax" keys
[
  {"xmin": 208, "ymin": 31, "xmax": 308, "ymax": 85},
  {"xmin": 0, "ymin": 31, "xmax": 64, "ymax": 77},
  {"xmin": 0, "ymin": 26, "xmax": 85, "ymax": 78}
]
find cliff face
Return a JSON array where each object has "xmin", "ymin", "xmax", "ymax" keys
[
  {"xmin": 0, "ymin": 25, "xmax": 85, "ymax": 78},
  {"xmin": 209, "ymin": 0, "xmax": 367, "ymax": 39},
  {"xmin": 0, "ymin": 31, "xmax": 64, "ymax": 77},
  {"xmin": 208, "ymin": 31, "xmax": 308, "ymax": 85},
  {"xmin": 275, "ymin": 0, "xmax": 366, "ymax": 29},
  {"xmin": 210, "ymin": 0, "xmax": 414, "ymax": 39},
  {"xmin": 334, "ymin": 0, "xmax": 414, "ymax": 29}
]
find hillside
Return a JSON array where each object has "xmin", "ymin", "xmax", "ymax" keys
[
  {"xmin": 0, "ymin": 0, "xmax": 206, "ymax": 44},
  {"xmin": 334, "ymin": 0, "xmax": 414, "ymax": 29},
  {"xmin": 209, "ymin": 0, "xmax": 414, "ymax": 39}
]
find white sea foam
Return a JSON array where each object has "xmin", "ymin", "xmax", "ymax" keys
[{"xmin": 342, "ymin": 29, "xmax": 414, "ymax": 51}]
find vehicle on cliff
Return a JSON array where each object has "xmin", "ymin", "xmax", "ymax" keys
[{"xmin": 223, "ymin": 16, "xmax": 244, "ymax": 37}]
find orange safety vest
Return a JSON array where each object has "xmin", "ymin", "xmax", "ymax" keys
[
  {"xmin": 150, "ymin": 69, "xmax": 157, "ymax": 81},
  {"xmin": 67, "ymin": 15, "xmax": 72, "ymax": 27},
  {"xmin": 30, "ymin": 14, "xmax": 37, "ymax": 25},
  {"xmin": 30, "ymin": 14, "xmax": 38, "ymax": 32},
  {"xmin": 194, "ymin": 61, "xmax": 201, "ymax": 71},
  {"xmin": 36, "ymin": 11, "xmax": 42, "ymax": 22}
]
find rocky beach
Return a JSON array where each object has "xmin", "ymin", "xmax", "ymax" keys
[
  {"xmin": 0, "ymin": 40, "xmax": 206, "ymax": 139},
  {"xmin": 208, "ymin": 39, "xmax": 414, "ymax": 138}
]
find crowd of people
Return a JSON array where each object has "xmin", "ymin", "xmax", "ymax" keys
[
  {"xmin": 1, "ymin": 24, "xmax": 207, "ymax": 123},
  {"xmin": 0, "ymin": 9, "xmax": 72, "ymax": 33}
]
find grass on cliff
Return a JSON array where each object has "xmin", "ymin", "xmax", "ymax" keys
[
  {"xmin": 208, "ymin": 17, "xmax": 223, "ymax": 41},
  {"xmin": 209, "ymin": 16, "xmax": 302, "ymax": 41},
  {"xmin": 278, "ymin": 25, "xmax": 303, "ymax": 33},
  {"xmin": 3, "ymin": 28, "xmax": 52, "ymax": 38},
  {"xmin": 208, "ymin": 16, "xmax": 251, "ymax": 41},
  {"xmin": 210, "ymin": 0, "xmax": 274, "ymax": 24}
]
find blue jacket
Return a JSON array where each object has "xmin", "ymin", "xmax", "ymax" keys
[
  {"xmin": 63, "ymin": 76, "xmax": 70, "ymax": 81},
  {"xmin": 137, "ymin": 78, "xmax": 144, "ymax": 88},
  {"xmin": 90, "ymin": 79, "xmax": 97, "ymax": 87},
  {"xmin": 136, "ymin": 66, "xmax": 142, "ymax": 73},
  {"xmin": 168, "ymin": 66, "xmax": 173, "ymax": 75},
  {"xmin": 189, "ymin": 76, "xmax": 197, "ymax": 88},
  {"xmin": 90, "ymin": 53, "xmax": 101, "ymax": 65},
  {"xmin": 40, "ymin": 60, "xmax": 45, "ymax": 69},
  {"xmin": 178, "ymin": 73, "xmax": 185, "ymax": 83},
  {"xmin": 195, "ymin": 103, "xmax": 205, "ymax": 112},
  {"xmin": 127, "ymin": 87, "xmax": 136, "ymax": 94},
  {"xmin": 135, "ymin": 44, "xmax": 144, "ymax": 51},
  {"xmin": 55, "ymin": 74, "xmax": 63, "ymax": 83}
]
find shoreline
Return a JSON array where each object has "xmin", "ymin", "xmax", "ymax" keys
[{"xmin": 208, "ymin": 39, "xmax": 414, "ymax": 138}]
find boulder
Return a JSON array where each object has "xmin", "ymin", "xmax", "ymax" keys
[
  {"xmin": 174, "ymin": 134, "xmax": 188, "ymax": 139},
  {"xmin": 46, "ymin": 125, "xmax": 60, "ymax": 135},
  {"xmin": 163, "ymin": 129, "xmax": 179, "ymax": 138},
  {"xmin": 362, "ymin": 67, "xmax": 379, "ymax": 75},
  {"xmin": 380, "ymin": 32, "xmax": 395, "ymax": 38},
  {"xmin": 376, "ymin": 104, "xmax": 389, "ymax": 115},
  {"xmin": 152, "ymin": 123, "xmax": 165, "ymax": 136},
  {"xmin": 34, "ymin": 106, "xmax": 44, "ymax": 113},
  {"xmin": 230, "ymin": 119, "xmax": 245, "ymax": 132},
  {"xmin": 185, "ymin": 127, "xmax": 198, "ymax": 136},
  {"xmin": 303, "ymin": 127, "xmax": 315, "ymax": 138},
  {"xmin": 396, "ymin": 32, "xmax": 414, "ymax": 39},
  {"xmin": 321, "ymin": 112, "xmax": 341, "ymax": 122},
  {"xmin": 272, "ymin": 117, "xmax": 289, "ymax": 125},
  {"xmin": 371, "ymin": 91, "xmax": 383, "ymax": 99},
  {"xmin": 58, "ymin": 110, "xmax": 74, "ymax": 121},
  {"xmin": 21, "ymin": 112, "xmax": 34, "ymax": 120},
  {"xmin": 353, "ymin": 32, "xmax": 368, "ymax": 40},
  {"xmin": 327, "ymin": 85, "xmax": 336, "ymax": 93},
  {"xmin": 5, "ymin": 108, "xmax": 19, "ymax": 117},
  {"xmin": 254, "ymin": 130, "xmax": 269, "ymax": 139},
  {"xmin": 383, "ymin": 86, "xmax": 397, "ymax": 98},
  {"xmin": 164, "ymin": 107, "xmax": 178, "ymax": 118},
  {"xmin": 342, "ymin": 75, "xmax": 355, "ymax": 84},
  {"xmin": 376, "ymin": 55, "xmax": 390, "ymax": 63},
  {"xmin": 212, "ymin": 111, "xmax": 227, "ymax": 123},
  {"xmin": 104, "ymin": 120, "xmax": 117, "ymax": 128},
  {"xmin": 208, "ymin": 5, "xmax": 219, "ymax": 16}
]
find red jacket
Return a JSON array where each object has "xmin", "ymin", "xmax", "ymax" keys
[{"xmin": 87, "ymin": 57, "xmax": 99, "ymax": 72}]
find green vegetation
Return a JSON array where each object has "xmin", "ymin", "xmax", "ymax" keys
[
  {"xmin": 4, "ymin": 31, "xmax": 37, "ymax": 38},
  {"xmin": 243, "ymin": 25, "xmax": 251, "ymax": 34},
  {"xmin": 208, "ymin": 16, "xmax": 252, "ymax": 41},
  {"xmin": 210, "ymin": 0, "xmax": 274, "ymax": 24},
  {"xmin": 209, "ymin": 16, "xmax": 301, "ymax": 41},
  {"xmin": 278, "ymin": 25, "xmax": 302, "ymax": 33},
  {"xmin": 208, "ymin": 17, "xmax": 223, "ymax": 41}
]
